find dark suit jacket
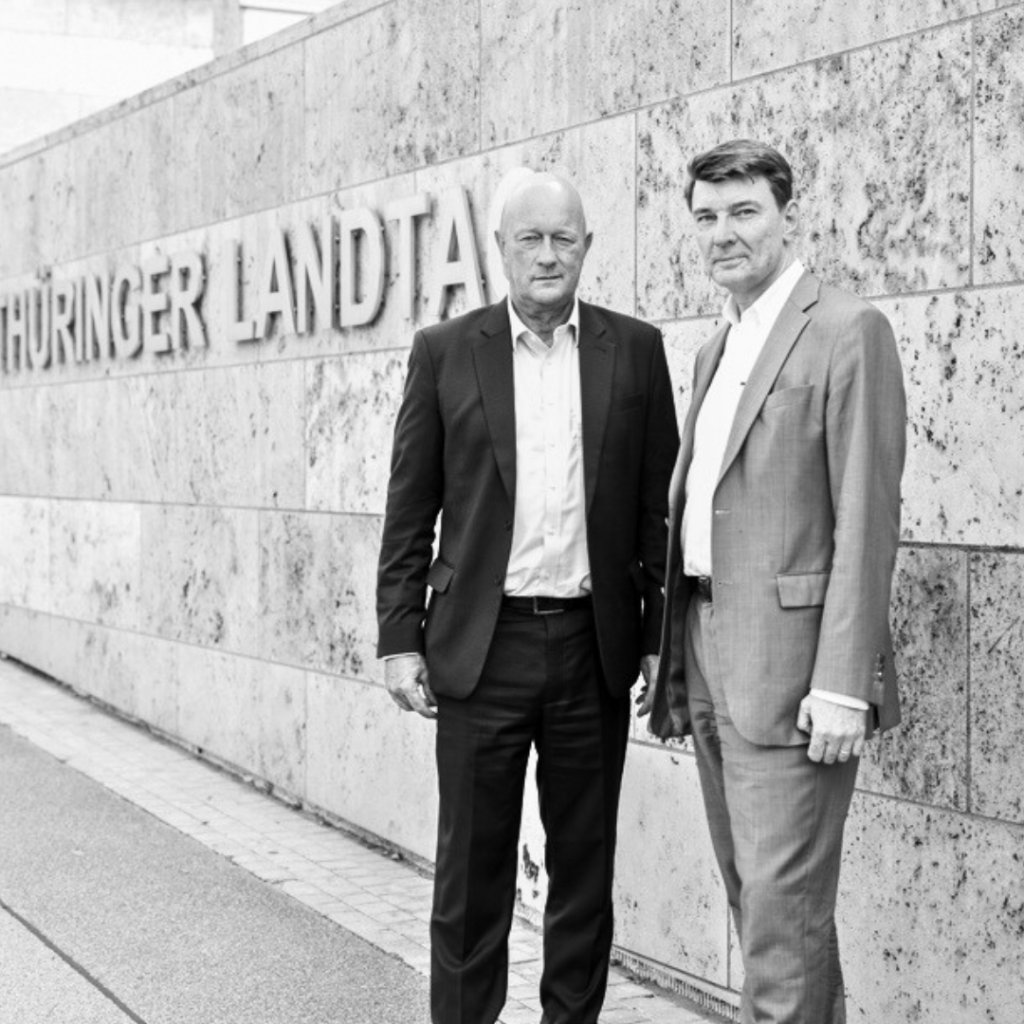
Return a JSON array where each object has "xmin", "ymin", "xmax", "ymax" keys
[
  {"xmin": 376, "ymin": 299, "xmax": 679, "ymax": 699},
  {"xmin": 649, "ymin": 271, "xmax": 906, "ymax": 744}
]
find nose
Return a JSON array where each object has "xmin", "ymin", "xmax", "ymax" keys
[
  {"xmin": 536, "ymin": 236, "xmax": 557, "ymax": 264},
  {"xmin": 711, "ymin": 214, "xmax": 735, "ymax": 247}
]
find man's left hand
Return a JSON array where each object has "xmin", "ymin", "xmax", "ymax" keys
[
  {"xmin": 635, "ymin": 654, "xmax": 659, "ymax": 717},
  {"xmin": 796, "ymin": 694, "xmax": 866, "ymax": 764}
]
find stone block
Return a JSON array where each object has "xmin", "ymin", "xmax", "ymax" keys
[
  {"xmin": 840, "ymin": 793, "xmax": 1024, "ymax": 1023},
  {"xmin": 175, "ymin": 644, "xmax": 307, "ymax": 797},
  {"xmin": 879, "ymin": 286, "xmax": 1024, "ymax": 548},
  {"xmin": 0, "ymin": 497, "xmax": 52, "ymax": 612},
  {"xmin": 48, "ymin": 499, "xmax": 141, "ymax": 630},
  {"xmin": 305, "ymin": 352, "xmax": 408, "ymax": 516},
  {"xmin": 259, "ymin": 511, "xmax": 381, "ymax": 679},
  {"xmin": 140, "ymin": 504, "xmax": 260, "ymax": 656},
  {"xmin": 969, "ymin": 552, "xmax": 1024, "ymax": 824},
  {"xmin": 661, "ymin": 318, "xmax": 719, "ymax": 427},
  {"xmin": 858, "ymin": 547, "xmax": 968, "ymax": 811},
  {"xmin": 974, "ymin": 9, "xmax": 1024, "ymax": 285},
  {"xmin": 637, "ymin": 24, "xmax": 971, "ymax": 319},
  {"xmin": 480, "ymin": 0, "xmax": 729, "ymax": 145},
  {"xmin": 173, "ymin": 43, "xmax": 305, "ymax": 227},
  {"xmin": 305, "ymin": 671, "xmax": 437, "ymax": 862},
  {"xmin": 0, "ymin": 158, "xmax": 41, "ymax": 279},
  {"xmin": 304, "ymin": 0, "xmax": 480, "ymax": 192},
  {"xmin": 615, "ymin": 742, "xmax": 731, "ymax": 988},
  {"xmin": 733, "ymin": 0, "xmax": 1003, "ymax": 77}
]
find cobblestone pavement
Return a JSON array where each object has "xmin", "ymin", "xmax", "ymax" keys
[{"xmin": 0, "ymin": 656, "xmax": 731, "ymax": 1024}]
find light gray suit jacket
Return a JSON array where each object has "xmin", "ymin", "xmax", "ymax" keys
[{"xmin": 649, "ymin": 271, "xmax": 907, "ymax": 745}]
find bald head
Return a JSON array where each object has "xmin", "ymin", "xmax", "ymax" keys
[{"xmin": 495, "ymin": 171, "xmax": 593, "ymax": 328}]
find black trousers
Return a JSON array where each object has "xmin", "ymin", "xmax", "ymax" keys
[{"xmin": 430, "ymin": 601, "xmax": 630, "ymax": 1024}]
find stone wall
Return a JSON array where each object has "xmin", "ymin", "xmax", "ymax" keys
[{"xmin": 1, "ymin": 1, "xmax": 1022, "ymax": 1018}]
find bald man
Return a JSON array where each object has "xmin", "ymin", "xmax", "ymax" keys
[{"xmin": 377, "ymin": 172, "xmax": 678, "ymax": 1024}]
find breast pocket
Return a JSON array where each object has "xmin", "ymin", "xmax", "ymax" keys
[{"xmin": 763, "ymin": 384, "xmax": 816, "ymax": 412}]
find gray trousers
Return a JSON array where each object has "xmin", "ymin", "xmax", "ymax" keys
[{"xmin": 685, "ymin": 594, "xmax": 858, "ymax": 1024}]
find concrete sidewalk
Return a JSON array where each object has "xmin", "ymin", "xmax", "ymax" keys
[{"xmin": 0, "ymin": 656, "xmax": 729, "ymax": 1024}]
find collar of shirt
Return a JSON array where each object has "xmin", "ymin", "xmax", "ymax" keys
[
  {"xmin": 507, "ymin": 296, "xmax": 580, "ymax": 350},
  {"xmin": 721, "ymin": 258, "xmax": 806, "ymax": 332}
]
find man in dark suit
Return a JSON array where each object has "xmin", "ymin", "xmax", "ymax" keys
[
  {"xmin": 642, "ymin": 140, "xmax": 906, "ymax": 1023},
  {"xmin": 377, "ymin": 171, "xmax": 678, "ymax": 1024}
]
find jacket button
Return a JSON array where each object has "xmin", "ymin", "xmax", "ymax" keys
[{"xmin": 493, "ymin": 574, "xmax": 504, "ymax": 586}]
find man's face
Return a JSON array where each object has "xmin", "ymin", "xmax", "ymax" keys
[
  {"xmin": 497, "ymin": 183, "xmax": 592, "ymax": 319},
  {"xmin": 689, "ymin": 176, "xmax": 798, "ymax": 310}
]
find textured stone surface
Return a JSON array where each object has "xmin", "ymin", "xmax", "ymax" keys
[
  {"xmin": 305, "ymin": 672, "xmax": 437, "ymax": 862},
  {"xmin": 661, "ymin": 317, "xmax": 719, "ymax": 426},
  {"xmin": 974, "ymin": 9, "xmax": 1024, "ymax": 285},
  {"xmin": 140, "ymin": 505, "xmax": 260, "ymax": 655},
  {"xmin": 48, "ymin": 500, "xmax": 141, "ymax": 630},
  {"xmin": 734, "ymin": 0, "xmax": 1004, "ymax": 77},
  {"xmin": 259, "ymin": 511, "xmax": 380, "ymax": 678},
  {"xmin": 175, "ymin": 644, "xmax": 307, "ymax": 796},
  {"xmin": 880, "ymin": 286, "xmax": 1024, "ymax": 548},
  {"xmin": 480, "ymin": 0, "xmax": 728, "ymax": 145},
  {"xmin": 969, "ymin": 552, "xmax": 1024, "ymax": 825},
  {"xmin": 173, "ymin": 44, "xmax": 305, "ymax": 228},
  {"xmin": 858, "ymin": 547, "xmax": 968, "ymax": 811},
  {"xmin": 841, "ymin": 794, "xmax": 1024, "ymax": 1024},
  {"xmin": 305, "ymin": 353, "xmax": 407, "ymax": 516},
  {"xmin": 615, "ymin": 743, "xmax": 730, "ymax": 988},
  {"xmin": 0, "ymin": 497, "xmax": 52, "ymax": 611},
  {"xmin": 637, "ymin": 24, "xmax": 971, "ymax": 319},
  {"xmin": 305, "ymin": 0, "xmax": 480, "ymax": 192}
]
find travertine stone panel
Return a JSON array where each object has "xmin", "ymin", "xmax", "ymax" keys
[
  {"xmin": 661, "ymin": 318, "xmax": 719, "ymax": 426},
  {"xmin": 49, "ymin": 500, "xmax": 141, "ymax": 629},
  {"xmin": 73, "ymin": 103, "xmax": 177, "ymax": 256},
  {"xmin": 615, "ymin": 743, "xmax": 730, "ymax": 987},
  {"xmin": 176, "ymin": 644, "xmax": 307, "ymax": 796},
  {"xmin": 734, "ymin": 0, "xmax": 1004, "ymax": 77},
  {"xmin": 858, "ymin": 547, "xmax": 968, "ymax": 810},
  {"xmin": 140, "ymin": 505, "xmax": 260, "ymax": 655},
  {"xmin": 259, "ymin": 511, "xmax": 380, "ymax": 678},
  {"xmin": 969, "ymin": 552, "xmax": 1024, "ymax": 824},
  {"xmin": 305, "ymin": 353, "xmax": 407, "ymax": 516},
  {"xmin": 974, "ymin": 9, "xmax": 1024, "ymax": 285},
  {"xmin": 305, "ymin": 0, "xmax": 480, "ymax": 192},
  {"xmin": 637, "ymin": 25, "xmax": 971, "ymax": 319},
  {"xmin": 33, "ymin": 141, "xmax": 77, "ymax": 266},
  {"xmin": 305, "ymin": 672, "xmax": 437, "ymax": 861},
  {"xmin": 0, "ymin": 497, "xmax": 52, "ymax": 610},
  {"xmin": 880, "ymin": 287, "xmax": 1024, "ymax": 548},
  {"xmin": 840, "ymin": 795, "xmax": 1024, "ymax": 1023},
  {"xmin": 480, "ymin": 0, "xmax": 728, "ymax": 145},
  {"xmin": 173, "ymin": 44, "xmax": 305, "ymax": 228},
  {"xmin": 416, "ymin": 114, "xmax": 637, "ymax": 317},
  {"xmin": 0, "ymin": 157, "xmax": 40, "ymax": 278}
]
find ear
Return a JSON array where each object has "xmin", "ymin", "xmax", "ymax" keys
[
  {"xmin": 782, "ymin": 200, "xmax": 800, "ymax": 245},
  {"xmin": 583, "ymin": 231, "xmax": 594, "ymax": 255}
]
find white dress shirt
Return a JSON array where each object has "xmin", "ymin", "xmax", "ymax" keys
[
  {"xmin": 504, "ymin": 297, "xmax": 590, "ymax": 597},
  {"xmin": 682, "ymin": 261, "xmax": 867, "ymax": 712}
]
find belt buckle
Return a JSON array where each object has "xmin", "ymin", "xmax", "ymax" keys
[{"xmin": 532, "ymin": 596, "xmax": 563, "ymax": 615}]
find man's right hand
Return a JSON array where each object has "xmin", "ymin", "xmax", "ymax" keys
[{"xmin": 384, "ymin": 654, "xmax": 438, "ymax": 719}]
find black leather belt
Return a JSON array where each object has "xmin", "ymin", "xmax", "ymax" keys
[
  {"xmin": 687, "ymin": 575, "xmax": 713, "ymax": 602},
  {"xmin": 501, "ymin": 595, "xmax": 592, "ymax": 615}
]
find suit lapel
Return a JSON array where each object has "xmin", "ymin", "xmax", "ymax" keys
[
  {"xmin": 578, "ymin": 303, "xmax": 614, "ymax": 515},
  {"xmin": 472, "ymin": 303, "xmax": 516, "ymax": 504},
  {"xmin": 716, "ymin": 271, "xmax": 819, "ymax": 486}
]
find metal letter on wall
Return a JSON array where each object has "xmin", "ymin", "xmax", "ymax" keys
[
  {"xmin": 112, "ymin": 265, "xmax": 143, "ymax": 359},
  {"xmin": 257, "ymin": 227, "xmax": 297, "ymax": 340},
  {"xmin": 168, "ymin": 251, "xmax": 207, "ymax": 351},
  {"xmin": 429, "ymin": 187, "xmax": 484, "ymax": 319},
  {"xmin": 338, "ymin": 207, "xmax": 385, "ymax": 328},
  {"xmin": 141, "ymin": 254, "xmax": 172, "ymax": 355},
  {"xmin": 295, "ymin": 218, "xmax": 333, "ymax": 335},
  {"xmin": 385, "ymin": 193, "xmax": 432, "ymax": 321},
  {"xmin": 84, "ymin": 272, "xmax": 112, "ymax": 362},
  {"xmin": 27, "ymin": 286, "xmax": 51, "ymax": 370},
  {"xmin": 50, "ymin": 280, "xmax": 76, "ymax": 366},
  {"xmin": 225, "ymin": 241, "xmax": 257, "ymax": 344}
]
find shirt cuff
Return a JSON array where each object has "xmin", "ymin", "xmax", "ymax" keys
[{"xmin": 810, "ymin": 688, "xmax": 869, "ymax": 711}]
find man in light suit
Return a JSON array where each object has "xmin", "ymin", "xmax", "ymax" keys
[
  {"xmin": 377, "ymin": 171, "xmax": 678, "ymax": 1024},
  {"xmin": 641, "ymin": 140, "xmax": 906, "ymax": 1024}
]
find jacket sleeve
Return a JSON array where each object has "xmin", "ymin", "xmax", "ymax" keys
[
  {"xmin": 810, "ymin": 305, "xmax": 906, "ymax": 701},
  {"xmin": 376, "ymin": 331, "xmax": 444, "ymax": 658},
  {"xmin": 639, "ymin": 330, "xmax": 680, "ymax": 654}
]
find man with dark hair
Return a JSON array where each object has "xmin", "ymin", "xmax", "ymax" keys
[
  {"xmin": 642, "ymin": 139, "xmax": 906, "ymax": 1023},
  {"xmin": 378, "ymin": 171, "xmax": 678, "ymax": 1024}
]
